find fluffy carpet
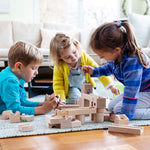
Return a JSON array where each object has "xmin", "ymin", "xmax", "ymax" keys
[{"xmin": 1, "ymin": 95, "xmax": 150, "ymax": 139}]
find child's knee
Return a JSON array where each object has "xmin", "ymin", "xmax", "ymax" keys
[
  {"xmin": 107, "ymin": 103, "xmax": 113, "ymax": 112},
  {"xmin": 113, "ymin": 105, "xmax": 121, "ymax": 114}
]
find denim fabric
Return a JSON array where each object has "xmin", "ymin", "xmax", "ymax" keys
[{"xmin": 68, "ymin": 67, "xmax": 86, "ymax": 89}]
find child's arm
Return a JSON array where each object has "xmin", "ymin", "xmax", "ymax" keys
[
  {"xmin": 81, "ymin": 65, "xmax": 94, "ymax": 75},
  {"xmin": 109, "ymin": 85, "xmax": 121, "ymax": 95},
  {"xmin": 82, "ymin": 64, "xmax": 121, "ymax": 95},
  {"xmin": 53, "ymin": 65, "xmax": 67, "ymax": 100},
  {"xmin": 2, "ymin": 79, "xmax": 58, "ymax": 115},
  {"xmin": 82, "ymin": 52, "xmax": 118, "ymax": 92}
]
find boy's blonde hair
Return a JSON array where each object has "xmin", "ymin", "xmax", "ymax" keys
[
  {"xmin": 50, "ymin": 33, "xmax": 81, "ymax": 65},
  {"xmin": 8, "ymin": 41, "xmax": 43, "ymax": 68}
]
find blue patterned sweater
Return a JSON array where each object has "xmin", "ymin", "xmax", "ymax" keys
[{"xmin": 92, "ymin": 54, "xmax": 150, "ymax": 120}]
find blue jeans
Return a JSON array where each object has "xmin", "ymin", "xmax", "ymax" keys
[{"xmin": 108, "ymin": 92, "xmax": 150, "ymax": 119}]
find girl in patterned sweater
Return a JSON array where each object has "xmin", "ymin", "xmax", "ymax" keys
[{"xmin": 82, "ymin": 21, "xmax": 150, "ymax": 120}]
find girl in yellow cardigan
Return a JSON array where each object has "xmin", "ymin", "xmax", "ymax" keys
[{"xmin": 50, "ymin": 33, "xmax": 120, "ymax": 104}]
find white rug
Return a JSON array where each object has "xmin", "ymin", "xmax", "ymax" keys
[{"xmin": 1, "ymin": 95, "xmax": 150, "ymax": 138}]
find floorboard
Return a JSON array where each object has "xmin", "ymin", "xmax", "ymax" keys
[{"xmin": 0, "ymin": 126, "xmax": 150, "ymax": 150}]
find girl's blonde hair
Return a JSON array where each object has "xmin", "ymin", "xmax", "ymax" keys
[
  {"xmin": 8, "ymin": 41, "xmax": 43, "ymax": 68},
  {"xmin": 90, "ymin": 21, "xmax": 149, "ymax": 68},
  {"xmin": 50, "ymin": 33, "xmax": 81, "ymax": 65}
]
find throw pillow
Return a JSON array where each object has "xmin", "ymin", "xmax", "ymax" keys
[
  {"xmin": 128, "ymin": 13, "xmax": 150, "ymax": 48},
  {"xmin": 40, "ymin": 28, "xmax": 80, "ymax": 49},
  {"xmin": 0, "ymin": 21, "xmax": 13, "ymax": 48},
  {"xmin": 12, "ymin": 21, "xmax": 42, "ymax": 47},
  {"xmin": 40, "ymin": 28, "xmax": 58, "ymax": 49}
]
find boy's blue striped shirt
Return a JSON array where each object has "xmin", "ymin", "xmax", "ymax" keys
[{"xmin": 92, "ymin": 54, "xmax": 150, "ymax": 119}]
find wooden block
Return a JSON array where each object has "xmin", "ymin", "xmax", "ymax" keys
[
  {"xmin": 45, "ymin": 115, "xmax": 51, "ymax": 127},
  {"xmin": 78, "ymin": 97, "xmax": 84, "ymax": 107},
  {"xmin": 20, "ymin": 114, "xmax": 34, "ymax": 122},
  {"xmin": 45, "ymin": 115, "xmax": 62, "ymax": 127},
  {"xmin": 93, "ymin": 113, "xmax": 104, "ymax": 123},
  {"xmin": 81, "ymin": 93, "xmax": 93, "ymax": 100},
  {"xmin": 81, "ymin": 83, "xmax": 93, "ymax": 94},
  {"xmin": 56, "ymin": 109, "xmax": 68, "ymax": 117},
  {"xmin": 57, "ymin": 104, "xmax": 79, "ymax": 110},
  {"xmin": 0, "ymin": 110, "xmax": 12, "ymax": 120},
  {"xmin": 65, "ymin": 107, "xmax": 96, "ymax": 116},
  {"xmin": 75, "ymin": 99, "xmax": 79, "ymax": 105},
  {"xmin": 114, "ymin": 114, "xmax": 129, "ymax": 125},
  {"xmin": 60, "ymin": 117, "xmax": 73, "ymax": 128},
  {"xmin": 71, "ymin": 119, "xmax": 81, "ymax": 128},
  {"xmin": 104, "ymin": 114, "xmax": 110, "ymax": 121},
  {"xmin": 96, "ymin": 97, "xmax": 106, "ymax": 108},
  {"xmin": 76, "ymin": 114, "xmax": 85, "ymax": 124},
  {"xmin": 97, "ymin": 108, "xmax": 104, "ymax": 113},
  {"xmin": 18, "ymin": 123, "xmax": 33, "ymax": 132},
  {"xmin": 108, "ymin": 124, "xmax": 144, "ymax": 135},
  {"xmin": 9, "ymin": 111, "xmax": 21, "ymax": 123}
]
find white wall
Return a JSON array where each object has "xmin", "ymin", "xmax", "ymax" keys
[
  {"xmin": 132, "ymin": 0, "xmax": 150, "ymax": 15},
  {"xmin": 121, "ymin": 0, "xmax": 150, "ymax": 17},
  {"xmin": 0, "ymin": 0, "xmax": 39, "ymax": 22}
]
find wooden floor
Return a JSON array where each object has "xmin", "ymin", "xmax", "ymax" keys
[{"xmin": 0, "ymin": 126, "xmax": 150, "ymax": 150}]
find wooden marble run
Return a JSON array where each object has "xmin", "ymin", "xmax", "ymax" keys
[
  {"xmin": 46, "ymin": 83, "xmax": 109, "ymax": 128},
  {"xmin": 46, "ymin": 83, "xmax": 144, "ymax": 135}
]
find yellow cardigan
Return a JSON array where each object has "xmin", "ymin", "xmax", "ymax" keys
[{"xmin": 53, "ymin": 51, "xmax": 112, "ymax": 100}]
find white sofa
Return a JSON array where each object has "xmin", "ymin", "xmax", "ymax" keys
[
  {"xmin": 0, "ymin": 13, "xmax": 150, "ymax": 68},
  {"xmin": 0, "ymin": 20, "xmax": 82, "ymax": 67}
]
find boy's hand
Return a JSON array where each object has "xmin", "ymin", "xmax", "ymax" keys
[
  {"xmin": 109, "ymin": 85, "xmax": 120, "ymax": 95},
  {"xmin": 34, "ymin": 93, "xmax": 58, "ymax": 115},
  {"xmin": 81, "ymin": 65, "xmax": 94, "ymax": 75},
  {"xmin": 42, "ymin": 94, "xmax": 58, "ymax": 112},
  {"xmin": 54, "ymin": 94, "xmax": 65, "ymax": 108}
]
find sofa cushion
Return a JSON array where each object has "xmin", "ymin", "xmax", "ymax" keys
[
  {"xmin": 12, "ymin": 21, "xmax": 42, "ymax": 47},
  {"xmin": 40, "ymin": 28, "xmax": 80, "ymax": 49},
  {"xmin": 0, "ymin": 21, "xmax": 13, "ymax": 48},
  {"xmin": 43, "ymin": 21, "xmax": 77, "ymax": 31},
  {"xmin": 0, "ymin": 48, "xmax": 9, "ymax": 58},
  {"xmin": 40, "ymin": 28, "xmax": 58, "ymax": 49},
  {"xmin": 143, "ymin": 48, "xmax": 150, "ymax": 58},
  {"xmin": 128, "ymin": 13, "xmax": 150, "ymax": 48}
]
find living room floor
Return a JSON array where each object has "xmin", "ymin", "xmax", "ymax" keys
[{"xmin": 1, "ymin": 126, "xmax": 150, "ymax": 150}]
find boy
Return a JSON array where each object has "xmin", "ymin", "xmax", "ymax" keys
[{"xmin": 0, "ymin": 41, "xmax": 58, "ymax": 115}]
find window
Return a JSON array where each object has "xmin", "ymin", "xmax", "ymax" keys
[{"xmin": 39, "ymin": 0, "xmax": 121, "ymax": 28}]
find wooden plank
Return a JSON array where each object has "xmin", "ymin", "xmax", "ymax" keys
[{"xmin": 108, "ymin": 124, "xmax": 144, "ymax": 135}]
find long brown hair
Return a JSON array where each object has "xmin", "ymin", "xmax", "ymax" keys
[{"xmin": 90, "ymin": 21, "xmax": 149, "ymax": 68}]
